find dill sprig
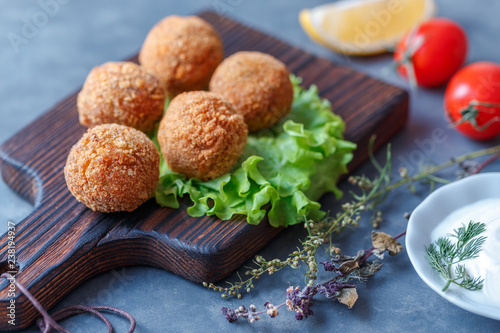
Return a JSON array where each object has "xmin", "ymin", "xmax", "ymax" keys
[{"xmin": 425, "ymin": 221, "xmax": 487, "ymax": 292}]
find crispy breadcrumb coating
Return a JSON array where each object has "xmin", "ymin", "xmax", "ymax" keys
[
  {"xmin": 158, "ymin": 91, "xmax": 248, "ymax": 181},
  {"xmin": 139, "ymin": 15, "xmax": 224, "ymax": 98},
  {"xmin": 64, "ymin": 124, "xmax": 160, "ymax": 212},
  {"xmin": 209, "ymin": 51, "xmax": 293, "ymax": 131},
  {"xmin": 77, "ymin": 61, "xmax": 165, "ymax": 133}
]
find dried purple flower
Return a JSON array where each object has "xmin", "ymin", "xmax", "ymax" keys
[
  {"xmin": 264, "ymin": 302, "xmax": 279, "ymax": 318},
  {"xmin": 221, "ymin": 307, "xmax": 238, "ymax": 323},
  {"xmin": 237, "ymin": 305, "xmax": 248, "ymax": 315},
  {"xmin": 320, "ymin": 261, "xmax": 336, "ymax": 272},
  {"xmin": 220, "ymin": 230, "xmax": 406, "ymax": 324},
  {"xmin": 286, "ymin": 286, "xmax": 316, "ymax": 320},
  {"xmin": 317, "ymin": 281, "xmax": 356, "ymax": 299}
]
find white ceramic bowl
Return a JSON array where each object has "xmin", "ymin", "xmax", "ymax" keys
[{"xmin": 406, "ymin": 172, "xmax": 500, "ymax": 320}]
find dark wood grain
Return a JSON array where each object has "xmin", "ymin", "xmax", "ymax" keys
[{"xmin": 0, "ymin": 10, "xmax": 408, "ymax": 330}]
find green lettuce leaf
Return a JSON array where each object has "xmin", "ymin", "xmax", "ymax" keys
[{"xmin": 153, "ymin": 75, "xmax": 356, "ymax": 227}]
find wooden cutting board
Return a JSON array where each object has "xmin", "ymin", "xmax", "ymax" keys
[{"xmin": 0, "ymin": 10, "xmax": 408, "ymax": 330}]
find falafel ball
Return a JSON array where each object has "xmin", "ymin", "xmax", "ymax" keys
[
  {"xmin": 139, "ymin": 15, "xmax": 224, "ymax": 98},
  {"xmin": 77, "ymin": 61, "xmax": 166, "ymax": 133},
  {"xmin": 209, "ymin": 51, "xmax": 294, "ymax": 132},
  {"xmin": 158, "ymin": 91, "xmax": 248, "ymax": 181},
  {"xmin": 64, "ymin": 123, "xmax": 160, "ymax": 213}
]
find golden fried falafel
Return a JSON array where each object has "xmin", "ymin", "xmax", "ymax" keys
[
  {"xmin": 64, "ymin": 123, "xmax": 160, "ymax": 212},
  {"xmin": 77, "ymin": 61, "xmax": 165, "ymax": 133},
  {"xmin": 158, "ymin": 91, "xmax": 248, "ymax": 181},
  {"xmin": 209, "ymin": 51, "xmax": 294, "ymax": 132},
  {"xmin": 139, "ymin": 15, "xmax": 224, "ymax": 98}
]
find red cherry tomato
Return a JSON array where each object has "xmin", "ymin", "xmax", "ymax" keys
[
  {"xmin": 394, "ymin": 18, "xmax": 468, "ymax": 88},
  {"xmin": 444, "ymin": 61, "xmax": 500, "ymax": 140}
]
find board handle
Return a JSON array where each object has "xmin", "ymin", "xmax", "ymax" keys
[
  {"xmin": 0, "ymin": 149, "xmax": 279, "ymax": 330},
  {"xmin": 0, "ymin": 149, "xmax": 154, "ymax": 330},
  {"xmin": 0, "ymin": 151, "xmax": 90, "ymax": 329}
]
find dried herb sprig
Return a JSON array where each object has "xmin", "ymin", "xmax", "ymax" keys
[
  {"xmin": 205, "ymin": 141, "xmax": 500, "ymax": 300},
  {"xmin": 203, "ymin": 234, "xmax": 327, "ymax": 299},
  {"xmin": 425, "ymin": 221, "xmax": 487, "ymax": 291},
  {"xmin": 221, "ymin": 231, "xmax": 405, "ymax": 323}
]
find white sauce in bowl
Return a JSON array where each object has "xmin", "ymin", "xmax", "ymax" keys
[{"xmin": 431, "ymin": 198, "xmax": 500, "ymax": 310}]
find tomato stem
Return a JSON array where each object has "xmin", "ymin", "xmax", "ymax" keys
[
  {"xmin": 403, "ymin": 59, "xmax": 417, "ymax": 91},
  {"xmin": 397, "ymin": 26, "xmax": 422, "ymax": 91},
  {"xmin": 450, "ymin": 100, "xmax": 500, "ymax": 131},
  {"xmin": 470, "ymin": 100, "xmax": 500, "ymax": 108}
]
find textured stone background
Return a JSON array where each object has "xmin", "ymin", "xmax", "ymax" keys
[{"xmin": 1, "ymin": 0, "xmax": 500, "ymax": 332}]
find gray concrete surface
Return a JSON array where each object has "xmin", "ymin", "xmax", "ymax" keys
[{"xmin": 1, "ymin": 0, "xmax": 500, "ymax": 332}]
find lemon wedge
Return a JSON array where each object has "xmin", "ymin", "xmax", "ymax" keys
[{"xmin": 299, "ymin": 0, "xmax": 437, "ymax": 55}]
